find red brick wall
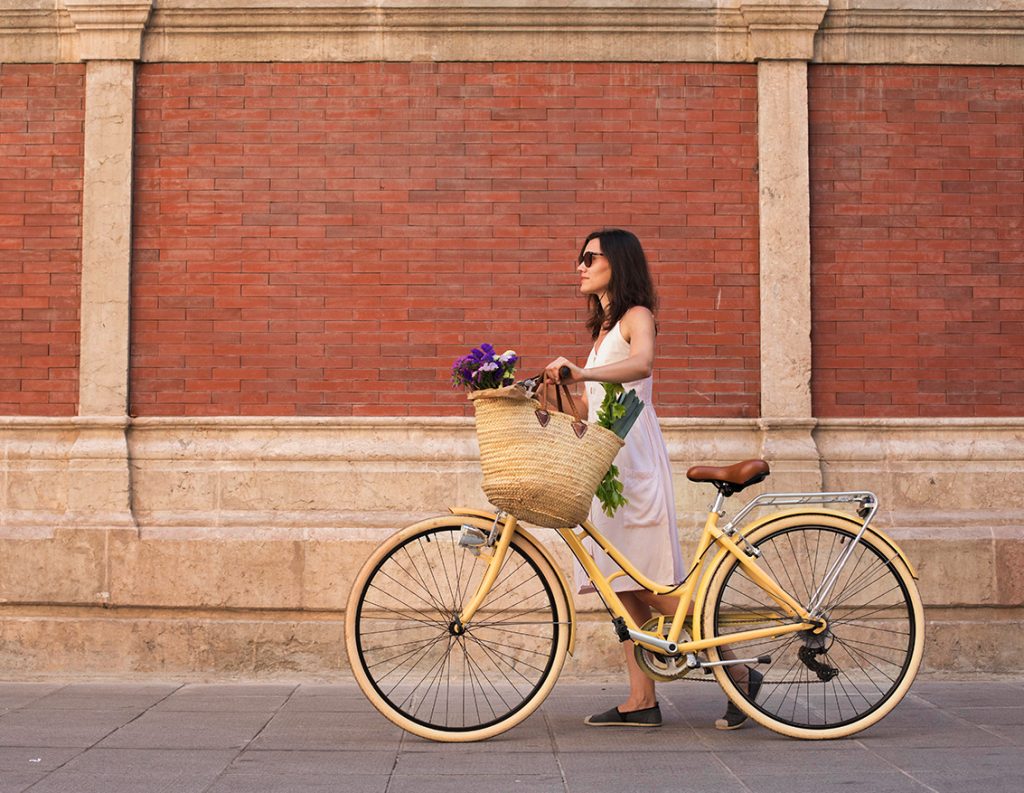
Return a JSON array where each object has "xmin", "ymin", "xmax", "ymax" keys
[
  {"xmin": 0, "ymin": 64, "xmax": 83, "ymax": 416},
  {"xmin": 810, "ymin": 65, "xmax": 1024, "ymax": 418},
  {"xmin": 131, "ymin": 62, "xmax": 759, "ymax": 417}
]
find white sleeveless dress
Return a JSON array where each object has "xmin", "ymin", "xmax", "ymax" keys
[{"xmin": 576, "ymin": 322, "xmax": 685, "ymax": 594}]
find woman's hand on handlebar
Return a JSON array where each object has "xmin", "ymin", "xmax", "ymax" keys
[{"xmin": 544, "ymin": 357, "xmax": 583, "ymax": 384}]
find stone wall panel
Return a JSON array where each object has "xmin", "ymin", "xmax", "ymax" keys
[{"xmin": 1, "ymin": 0, "xmax": 1023, "ymax": 679}]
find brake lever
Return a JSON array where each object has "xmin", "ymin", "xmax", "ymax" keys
[
  {"xmin": 517, "ymin": 376, "xmax": 541, "ymax": 398},
  {"xmin": 516, "ymin": 368, "xmax": 573, "ymax": 401},
  {"xmin": 516, "ymin": 367, "xmax": 571, "ymax": 398}
]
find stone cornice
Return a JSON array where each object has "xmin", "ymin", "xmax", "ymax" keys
[
  {"xmin": 0, "ymin": 1, "xmax": 72, "ymax": 62},
  {"xmin": 1, "ymin": 0, "xmax": 1022, "ymax": 64},
  {"xmin": 138, "ymin": 0, "xmax": 751, "ymax": 62},
  {"xmin": 740, "ymin": 0, "xmax": 829, "ymax": 60},
  {"xmin": 5, "ymin": 415, "xmax": 1024, "ymax": 430},
  {"xmin": 63, "ymin": 0, "xmax": 153, "ymax": 60},
  {"xmin": 818, "ymin": 0, "xmax": 1024, "ymax": 63}
]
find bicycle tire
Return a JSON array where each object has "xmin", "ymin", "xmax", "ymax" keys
[
  {"xmin": 345, "ymin": 517, "xmax": 571, "ymax": 742},
  {"xmin": 700, "ymin": 513, "xmax": 924, "ymax": 739}
]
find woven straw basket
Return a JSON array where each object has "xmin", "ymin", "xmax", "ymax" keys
[{"xmin": 469, "ymin": 385, "xmax": 624, "ymax": 528}]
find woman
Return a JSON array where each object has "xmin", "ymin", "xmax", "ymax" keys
[{"xmin": 545, "ymin": 229, "xmax": 757, "ymax": 730}]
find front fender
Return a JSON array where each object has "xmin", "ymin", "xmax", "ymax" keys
[{"xmin": 449, "ymin": 507, "xmax": 578, "ymax": 656}]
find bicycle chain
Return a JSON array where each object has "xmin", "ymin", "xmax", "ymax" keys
[
  {"xmin": 667, "ymin": 618, "xmax": 837, "ymax": 685},
  {"xmin": 637, "ymin": 616, "xmax": 838, "ymax": 685}
]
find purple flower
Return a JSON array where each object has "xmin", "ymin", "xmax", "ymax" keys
[{"xmin": 451, "ymin": 343, "xmax": 519, "ymax": 391}]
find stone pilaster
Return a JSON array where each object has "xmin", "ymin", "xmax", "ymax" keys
[
  {"xmin": 756, "ymin": 59, "xmax": 814, "ymax": 422},
  {"xmin": 79, "ymin": 58, "xmax": 136, "ymax": 419},
  {"xmin": 743, "ymin": 1, "xmax": 828, "ymax": 490},
  {"xmin": 67, "ymin": 1, "xmax": 153, "ymax": 530}
]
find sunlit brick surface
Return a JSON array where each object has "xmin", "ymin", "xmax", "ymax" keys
[
  {"xmin": 810, "ymin": 65, "xmax": 1024, "ymax": 418},
  {"xmin": 131, "ymin": 62, "xmax": 760, "ymax": 417},
  {"xmin": 0, "ymin": 64, "xmax": 83, "ymax": 416}
]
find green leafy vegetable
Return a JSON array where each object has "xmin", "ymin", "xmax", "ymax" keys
[
  {"xmin": 597, "ymin": 383, "xmax": 626, "ymax": 429},
  {"xmin": 596, "ymin": 463, "xmax": 627, "ymax": 517},
  {"xmin": 594, "ymin": 383, "xmax": 646, "ymax": 517}
]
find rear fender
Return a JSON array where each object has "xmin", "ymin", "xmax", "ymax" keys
[
  {"xmin": 692, "ymin": 508, "xmax": 917, "ymax": 641},
  {"xmin": 744, "ymin": 508, "xmax": 918, "ymax": 579}
]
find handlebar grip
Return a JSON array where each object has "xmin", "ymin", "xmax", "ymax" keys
[{"xmin": 558, "ymin": 365, "xmax": 572, "ymax": 380}]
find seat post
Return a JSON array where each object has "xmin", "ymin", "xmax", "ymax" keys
[{"xmin": 711, "ymin": 489, "xmax": 727, "ymax": 515}]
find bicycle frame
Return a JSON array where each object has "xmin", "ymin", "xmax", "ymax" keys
[
  {"xmin": 566, "ymin": 513, "xmax": 817, "ymax": 656},
  {"xmin": 349, "ymin": 489, "xmax": 923, "ymax": 742},
  {"xmin": 453, "ymin": 493, "xmax": 879, "ymax": 660}
]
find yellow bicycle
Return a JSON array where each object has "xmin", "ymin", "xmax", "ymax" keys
[{"xmin": 345, "ymin": 459, "xmax": 924, "ymax": 742}]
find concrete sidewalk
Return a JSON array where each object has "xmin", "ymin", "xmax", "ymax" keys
[{"xmin": 0, "ymin": 678, "xmax": 1021, "ymax": 793}]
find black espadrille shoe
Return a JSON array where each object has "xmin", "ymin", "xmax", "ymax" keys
[
  {"xmin": 585, "ymin": 703, "xmax": 662, "ymax": 727},
  {"xmin": 715, "ymin": 668, "xmax": 763, "ymax": 731}
]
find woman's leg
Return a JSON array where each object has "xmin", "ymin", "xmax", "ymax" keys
[
  {"xmin": 634, "ymin": 591, "xmax": 751, "ymax": 686},
  {"xmin": 634, "ymin": 590, "xmax": 684, "ymax": 619},
  {"xmin": 617, "ymin": 591, "xmax": 657, "ymax": 711},
  {"xmin": 630, "ymin": 590, "xmax": 756, "ymax": 728}
]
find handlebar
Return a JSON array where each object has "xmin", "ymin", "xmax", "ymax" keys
[{"xmin": 515, "ymin": 365, "xmax": 574, "ymax": 393}]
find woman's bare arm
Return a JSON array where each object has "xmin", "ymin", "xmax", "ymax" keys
[{"xmin": 544, "ymin": 306, "xmax": 655, "ymax": 385}]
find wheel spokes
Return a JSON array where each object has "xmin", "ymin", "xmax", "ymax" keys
[
  {"xmin": 710, "ymin": 525, "xmax": 918, "ymax": 730},
  {"xmin": 354, "ymin": 527, "xmax": 560, "ymax": 731}
]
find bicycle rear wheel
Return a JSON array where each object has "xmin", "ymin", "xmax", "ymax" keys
[
  {"xmin": 701, "ymin": 514, "xmax": 924, "ymax": 739},
  {"xmin": 345, "ymin": 517, "xmax": 571, "ymax": 742}
]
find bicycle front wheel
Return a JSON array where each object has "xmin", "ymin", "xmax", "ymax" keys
[
  {"xmin": 701, "ymin": 514, "xmax": 924, "ymax": 739},
  {"xmin": 345, "ymin": 517, "xmax": 571, "ymax": 742}
]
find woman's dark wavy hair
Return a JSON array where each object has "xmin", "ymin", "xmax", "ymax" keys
[{"xmin": 580, "ymin": 228, "xmax": 657, "ymax": 340}]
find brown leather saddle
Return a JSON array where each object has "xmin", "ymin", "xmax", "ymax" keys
[{"xmin": 686, "ymin": 459, "xmax": 770, "ymax": 497}]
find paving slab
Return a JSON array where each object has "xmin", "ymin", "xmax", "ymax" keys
[
  {"xmin": 206, "ymin": 773, "xmax": 390, "ymax": 793},
  {"xmin": 21, "ymin": 771, "xmax": 220, "ymax": 793},
  {"xmin": 59, "ymin": 748, "xmax": 237, "ymax": 775},
  {"xmin": 226, "ymin": 749, "xmax": 397, "ymax": 776},
  {"xmin": 0, "ymin": 774, "xmax": 49, "ymax": 793},
  {"xmin": 96, "ymin": 710, "xmax": 274, "ymax": 750},
  {"xmin": 388, "ymin": 774, "xmax": 566, "ymax": 793},
  {"xmin": 0, "ymin": 709, "xmax": 145, "ymax": 749},
  {"xmin": 0, "ymin": 746, "xmax": 80, "ymax": 773},
  {"xmin": 0, "ymin": 684, "xmax": 63, "ymax": 714},
  {"xmin": 0, "ymin": 678, "xmax": 1020, "ymax": 793}
]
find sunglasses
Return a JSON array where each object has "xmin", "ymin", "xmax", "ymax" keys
[{"xmin": 578, "ymin": 251, "xmax": 606, "ymax": 268}]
